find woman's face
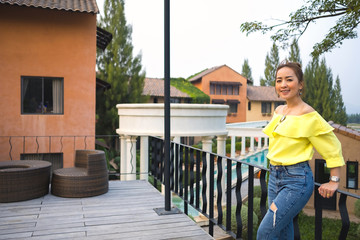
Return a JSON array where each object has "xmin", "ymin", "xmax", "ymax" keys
[{"xmin": 275, "ymin": 67, "xmax": 303, "ymax": 101}]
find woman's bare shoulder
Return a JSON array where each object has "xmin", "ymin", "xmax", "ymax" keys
[
  {"xmin": 301, "ymin": 103, "xmax": 315, "ymax": 114},
  {"xmin": 274, "ymin": 104, "xmax": 286, "ymax": 114}
]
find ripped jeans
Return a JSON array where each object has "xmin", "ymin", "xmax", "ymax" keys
[{"xmin": 257, "ymin": 161, "xmax": 314, "ymax": 240}]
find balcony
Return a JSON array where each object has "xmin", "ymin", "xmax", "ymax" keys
[{"xmin": 1, "ymin": 103, "xmax": 359, "ymax": 239}]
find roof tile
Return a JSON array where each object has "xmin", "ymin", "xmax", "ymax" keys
[
  {"xmin": 0, "ymin": 0, "xmax": 99, "ymax": 13},
  {"xmin": 143, "ymin": 78, "xmax": 190, "ymax": 98},
  {"xmin": 247, "ymin": 86, "xmax": 284, "ymax": 102},
  {"xmin": 329, "ymin": 121, "xmax": 360, "ymax": 141}
]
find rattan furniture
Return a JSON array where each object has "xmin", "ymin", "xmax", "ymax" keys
[
  {"xmin": 51, "ymin": 150, "xmax": 108, "ymax": 198},
  {"xmin": 0, "ymin": 160, "xmax": 51, "ymax": 203}
]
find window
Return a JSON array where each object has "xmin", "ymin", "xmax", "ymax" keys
[
  {"xmin": 261, "ymin": 102, "xmax": 272, "ymax": 114},
  {"xmin": 274, "ymin": 101, "xmax": 283, "ymax": 109},
  {"xmin": 222, "ymin": 85, "xmax": 227, "ymax": 95},
  {"xmin": 227, "ymin": 100, "xmax": 239, "ymax": 114},
  {"xmin": 170, "ymin": 98, "xmax": 180, "ymax": 103},
  {"xmin": 346, "ymin": 161, "xmax": 358, "ymax": 189},
  {"xmin": 233, "ymin": 86, "xmax": 239, "ymax": 95},
  {"xmin": 229, "ymin": 103, "xmax": 238, "ymax": 113},
  {"xmin": 210, "ymin": 83, "xmax": 215, "ymax": 95},
  {"xmin": 248, "ymin": 102, "xmax": 251, "ymax": 111},
  {"xmin": 209, "ymin": 81, "xmax": 241, "ymax": 96},
  {"xmin": 227, "ymin": 85, "xmax": 233, "ymax": 95},
  {"xmin": 21, "ymin": 76, "xmax": 64, "ymax": 114},
  {"xmin": 216, "ymin": 85, "xmax": 221, "ymax": 95}
]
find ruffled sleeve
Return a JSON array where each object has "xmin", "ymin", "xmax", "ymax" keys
[
  {"xmin": 263, "ymin": 113, "xmax": 281, "ymax": 137},
  {"xmin": 266, "ymin": 111, "xmax": 334, "ymax": 138}
]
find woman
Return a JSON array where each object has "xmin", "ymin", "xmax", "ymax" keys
[{"xmin": 257, "ymin": 61, "xmax": 344, "ymax": 240}]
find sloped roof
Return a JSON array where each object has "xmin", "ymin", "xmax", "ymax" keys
[
  {"xmin": 329, "ymin": 121, "xmax": 360, "ymax": 141},
  {"xmin": 247, "ymin": 86, "xmax": 284, "ymax": 102},
  {"xmin": 188, "ymin": 65, "xmax": 224, "ymax": 82},
  {"xmin": 0, "ymin": 0, "xmax": 99, "ymax": 13},
  {"xmin": 143, "ymin": 78, "xmax": 190, "ymax": 98}
]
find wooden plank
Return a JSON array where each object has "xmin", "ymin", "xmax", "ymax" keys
[{"xmin": 0, "ymin": 180, "xmax": 213, "ymax": 239}]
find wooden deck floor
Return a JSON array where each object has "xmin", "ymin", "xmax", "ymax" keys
[{"xmin": 0, "ymin": 180, "xmax": 214, "ymax": 240}]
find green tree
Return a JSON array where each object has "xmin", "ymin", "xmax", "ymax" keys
[
  {"xmin": 263, "ymin": 43, "xmax": 280, "ymax": 86},
  {"xmin": 241, "ymin": 59, "xmax": 254, "ymax": 85},
  {"xmin": 332, "ymin": 76, "xmax": 348, "ymax": 125},
  {"xmin": 96, "ymin": 0, "xmax": 146, "ymax": 135},
  {"xmin": 288, "ymin": 38, "xmax": 302, "ymax": 65},
  {"xmin": 348, "ymin": 113, "xmax": 360, "ymax": 123},
  {"xmin": 303, "ymin": 57, "xmax": 342, "ymax": 122},
  {"xmin": 240, "ymin": 0, "xmax": 360, "ymax": 57}
]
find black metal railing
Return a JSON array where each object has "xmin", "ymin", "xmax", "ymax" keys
[
  {"xmin": 0, "ymin": 135, "xmax": 120, "ymax": 178},
  {"xmin": 148, "ymin": 136, "xmax": 360, "ymax": 240}
]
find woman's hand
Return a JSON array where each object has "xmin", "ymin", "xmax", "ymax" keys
[
  {"xmin": 318, "ymin": 167, "xmax": 341, "ymax": 198},
  {"xmin": 318, "ymin": 181, "xmax": 339, "ymax": 198}
]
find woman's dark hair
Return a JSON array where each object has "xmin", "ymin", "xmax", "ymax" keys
[{"xmin": 276, "ymin": 60, "xmax": 304, "ymax": 93}]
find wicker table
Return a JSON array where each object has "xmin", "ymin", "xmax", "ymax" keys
[{"xmin": 0, "ymin": 160, "xmax": 51, "ymax": 203}]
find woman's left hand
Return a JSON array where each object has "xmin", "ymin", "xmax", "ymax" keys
[{"xmin": 318, "ymin": 181, "xmax": 339, "ymax": 198}]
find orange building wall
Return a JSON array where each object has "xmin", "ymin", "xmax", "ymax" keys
[
  {"xmin": 0, "ymin": 5, "xmax": 97, "ymax": 167},
  {"xmin": 306, "ymin": 132, "xmax": 360, "ymax": 214},
  {"xmin": 201, "ymin": 66, "xmax": 247, "ymax": 123}
]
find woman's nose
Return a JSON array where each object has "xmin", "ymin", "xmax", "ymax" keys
[{"xmin": 280, "ymin": 80, "xmax": 287, "ymax": 87}]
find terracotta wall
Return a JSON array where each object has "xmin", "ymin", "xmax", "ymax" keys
[
  {"xmin": 0, "ymin": 5, "xmax": 97, "ymax": 167},
  {"xmin": 201, "ymin": 66, "xmax": 247, "ymax": 123},
  {"xmin": 306, "ymin": 132, "xmax": 360, "ymax": 214}
]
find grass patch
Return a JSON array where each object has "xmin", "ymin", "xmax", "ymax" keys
[{"xmin": 298, "ymin": 211, "xmax": 360, "ymax": 239}]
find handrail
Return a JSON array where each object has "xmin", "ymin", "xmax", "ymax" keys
[{"xmin": 148, "ymin": 136, "xmax": 360, "ymax": 240}]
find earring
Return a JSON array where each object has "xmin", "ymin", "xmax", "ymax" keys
[{"xmin": 299, "ymin": 89, "xmax": 303, "ymax": 96}]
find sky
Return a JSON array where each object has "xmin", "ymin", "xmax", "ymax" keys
[{"xmin": 96, "ymin": 0, "xmax": 360, "ymax": 114}]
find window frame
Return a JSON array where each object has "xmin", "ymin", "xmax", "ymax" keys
[
  {"xmin": 21, "ymin": 76, "xmax": 64, "ymax": 115},
  {"xmin": 346, "ymin": 161, "xmax": 358, "ymax": 189},
  {"xmin": 261, "ymin": 102, "xmax": 272, "ymax": 114}
]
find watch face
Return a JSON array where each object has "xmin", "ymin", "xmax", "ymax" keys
[{"xmin": 330, "ymin": 176, "xmax": 340, "ymax": 182}]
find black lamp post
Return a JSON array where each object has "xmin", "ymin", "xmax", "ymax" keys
[{"xmin": 164, "ymin": 0, "xmax": 171, "ymax": 211}]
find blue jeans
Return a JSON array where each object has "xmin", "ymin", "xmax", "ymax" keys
[{"xmin": 257, "ymin": 161, "xmax": 314, "ymax": 240}]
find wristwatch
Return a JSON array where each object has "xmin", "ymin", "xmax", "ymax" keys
[{"xmin": 329, "ymin": 176, "xmax": 340, "ymax": 182}]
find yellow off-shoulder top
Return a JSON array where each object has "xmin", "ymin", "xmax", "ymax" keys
[{"xmin": 263, "ymin": 111, "xmax": 345, "ymax": 168}]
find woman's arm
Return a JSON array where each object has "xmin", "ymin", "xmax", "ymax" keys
[{"xmin": 318, "ymin": 167, "xmax": 341, "ymax": 198}]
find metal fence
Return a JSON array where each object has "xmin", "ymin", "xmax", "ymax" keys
[{"xmin": 148, "ymin": 136, "xmax": 360, "ymax": 240}]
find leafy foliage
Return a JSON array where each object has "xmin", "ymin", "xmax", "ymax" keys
[
  {"xmin": 170, "ymin": 78, "xmax": 210, "ymax": 103},
  {"xmin": 96, "ymin": 0, "xmax": 147, "ymax": 135},
  {"xmin": 241, "ymin": 59, "xmax": 254, "ymax": 85},
  {"xmin": 261, "ymin": 43, "xmax": 279, "ymax": 86},
  {"xmin": 303, "ymin": 57, "xmax": 347, "ymax": 125},
  {"xmin": 288, "ymin": 38, "xmax": 302, "ymax": 65},
  {"xmin": 348, "ymin": 113, "xmax": 360, "ymax": 123},
  {"xmin": 240, "ymin": 0, "xmax": 360, "ymax": 57}
]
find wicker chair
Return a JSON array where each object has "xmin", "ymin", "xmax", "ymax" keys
[
  {"xmin": 0, "ymin": 160, "xmax": 51, "ymax": 203},
  {"xmin": 51, "ymin": 150, "xmax": 109, "ymax": 198}
]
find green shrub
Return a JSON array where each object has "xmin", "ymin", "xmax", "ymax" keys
[
  {"xmin": 226, "ymin": 143, "xmax": 231, "ymax": 154},
  {"xmin": 235, "ymin": 142, "xmax": 242, "ymax": 151},
  {"xmin": 355, "ymin": 199, "xmax": 360, "ymax": 218}
]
